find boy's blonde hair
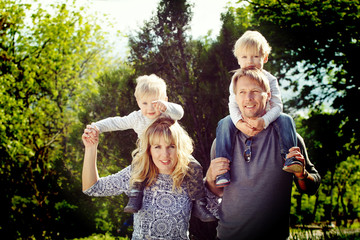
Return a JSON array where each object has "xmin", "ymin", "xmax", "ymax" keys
[
  {"xmin": 233, "ymin": 30, "xmax": 272, "ymax": 58},
  {"xmin": 130, "ymin": 117, "xmax": 193, "ymax": 192},
  {"xmin": 134, "ymin": 74, "xmax": 167, "ymax": 100},
  {"xmin": 232, "ymin": 68, "xmax": 270, "ymax": 94}
]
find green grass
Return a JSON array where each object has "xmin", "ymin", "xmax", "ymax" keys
[
  {"xmin": 69, "ymin": 233, "xmax": 130, "ymax": 240},
  {"xmin": 290, "ymin": 227, "xmax": 360, "ymax": 240}
]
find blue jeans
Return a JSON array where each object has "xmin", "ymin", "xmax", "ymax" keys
[
  {"xmin": 273, "ymin": 113, "xmax": 297, "ymax": 159},
  {"xmin": 215, "ymin": 113, "xmax": 297, "ymax": 163}
]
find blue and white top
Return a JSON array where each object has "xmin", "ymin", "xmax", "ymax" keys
[{"xmin": 83, "ymin": 166, "xmax": 192, "ymax": 240}]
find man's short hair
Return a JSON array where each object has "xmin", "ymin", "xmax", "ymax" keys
[{"xmin": 232, "ymin": 68, "xmax": 270, "ymax": 93}]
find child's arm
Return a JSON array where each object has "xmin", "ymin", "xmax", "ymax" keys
[
  {"xmin": 236, "ymin": 119, "xmax": 262, "ymax": 136},
  {"xmin": 228, "ymin": 80, "xmax": 243, "ymax": 125},
  {"xmin": 153, "ymin": 100, "xmax": 184, "ymax": 120},
  {"xmin": 91, "ymin": 111, "xmax": 139, "ymax": 133},
  {"xmin": 261, "ymin": 72, "xmax": 283, "ymax": 128}
]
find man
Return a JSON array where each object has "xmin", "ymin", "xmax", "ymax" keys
[{"xmin": 205, "ymin": 68, "xmax": 321, "ymax": 240}]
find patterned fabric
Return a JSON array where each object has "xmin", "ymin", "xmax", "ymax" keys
[
  {"xmin": 185, "ymin": 159, "xmax": 205, "ymax": 200},
  {"xmin": 84, "ymin": 166, "xmax": 192, "ymax": 240},
  {"xmin": 204, "ymin": 184, "xmax": 221, "ymax": 219}
]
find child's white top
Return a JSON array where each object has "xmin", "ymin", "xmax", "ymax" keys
[
  {"xmin": 92, "ymin": 100, "xmax": 184, "ymax": 137},
  {"xmin": 229, "ymin": 69, "xmax": 283, "ymax": 128}
]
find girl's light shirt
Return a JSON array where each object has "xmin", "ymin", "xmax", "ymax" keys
[
  {"xmin": 92, "ymin": 100, "xmax": 184, "ymax": 137},
  {"xmin": 83, "ymin": 166, "xmax": 192, "ymax": 240},
  {"xmin": 229, "ymin": 69, "xmax": 283, "ymax": 128}
]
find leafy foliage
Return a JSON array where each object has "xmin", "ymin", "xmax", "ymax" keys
[
  {"xmin": 0, "ymin": 0, "xmax": 108, "ymax": 238},
  {"xmin": 1, "ymin": 0, "xmax": 360, "ymax": 238},
  {"xmin": 246, "ymin": 0, "xmax": 360, "ymax": 153}
]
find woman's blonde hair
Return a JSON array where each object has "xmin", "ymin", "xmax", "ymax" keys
[
  {"xmin": 233, "ymin": 30, "xmax": 272, "ymax": 58},
  {"xmin": 134, "ymin": 74, "xmax": 167, "ymax": 100},
  {"xmin": 130, "ymin": 117, "xmax": 193, "ymax": 191}
]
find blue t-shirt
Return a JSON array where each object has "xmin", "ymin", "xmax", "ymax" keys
[{"xmin": 218, "ymin": 125, "xmax": 293, "ymax": 240}]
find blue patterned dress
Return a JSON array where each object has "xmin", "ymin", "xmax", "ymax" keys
[{"xmin": 83, "ymin": 166, "xmax": 192, "ymax": 240}]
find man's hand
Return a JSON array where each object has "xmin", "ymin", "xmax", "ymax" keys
[
  {"xmin": 205, "ymin": 157, "xmax": 230, "ymax": 197},
  {"xmin": 286, "ymin": 147, "xmax": 306, "ymax": 178},
  {"xmin": 236, "ymin": 120, "xmax": 261, "ymax": 136},
  {"xmin": 206, "ymin": 157, "xmax": 230, "ymax": 182}
]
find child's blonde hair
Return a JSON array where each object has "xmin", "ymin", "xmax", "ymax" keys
[
  {"xmin": 233, "ymin": 30, "xmax": 272, "ymax": 58},
  {"xmin": 130, "ymin": 117, "xmax": 193, "ymax": 192},
  {"xmin": 134, "ymin": 74, "xmax": 167, "ymax": 100}
]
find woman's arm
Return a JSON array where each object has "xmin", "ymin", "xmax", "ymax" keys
[{"xmin": 82, "ymin": 126, "xmax": 100, "ymax": 191}]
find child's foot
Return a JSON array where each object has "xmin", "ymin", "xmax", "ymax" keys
[
  {"xmin": 282, "ymin": 157, "xmax": 304, "ymax": 173},
  {"xmin": 215, "ymin": 172, "xmax": 230, "ymax": 187},
  {"xmin": 192, "ymin": 198, "xmax": 217, "ymax": 222},
  {"xmin": 124, "ymin": 191, "xmax": 143, "ymax": 213}
]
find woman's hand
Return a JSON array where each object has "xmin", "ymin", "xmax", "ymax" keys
[
  {"xmin": 82, "ymin": 125, "xmax": 99, "ymax": 148},
  {"xmin": 82, "ymin": 125, "xmax": 100, "ymax": 191}
]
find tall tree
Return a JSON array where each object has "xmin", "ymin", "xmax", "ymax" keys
[
  {"xmin": 236, "ymin": 0, "xmax": 360, "ymax": 225},
  {"xmin": 129, "ymin": 0, "xmax": 211, "ymax": 164},
  {"xmin": 128, "ymin": 0, "xmax": 243, "ymax": 171},
  {"xmin": 245, "ymin": 0, "xmax": 360, "ymax": 155},
  {"xmin": 0, "ymin": 0, "xmax": 108, "ymax": 238},
  {"xmin": 76, "ymin": 65, "xmax": 138, "ymax": 237}
]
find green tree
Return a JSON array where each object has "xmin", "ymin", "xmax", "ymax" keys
[
  {"xmin": 230, "ymin": 0, "xmax": 360, "ymax": 225},
  {"xmin": 128, "ymin": 0, "xmax": 244, "ymax": 171},
  {"xmin": 0, "ymin": 0, "xmax": 108, "ymax": 238},
  {"xmin": 76, "ymin": 65, "xmax": 138, "ymax": 237},
  {"xmin": 245, "ymin": 0, "xmax": 360, "ymax": 154}
]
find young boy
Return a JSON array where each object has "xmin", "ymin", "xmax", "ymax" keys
[
  {"xmin": 215, "ymin": 31, "xmax": 303, "ymax": 187},
  {"xmin": 87, "ymin": 74, "xmax": 215, "ymax": 222}
]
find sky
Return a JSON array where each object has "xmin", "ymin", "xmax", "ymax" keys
[
  {"xmin": 80, "ymin": 0, "xmax": 237, "ymax": 58},
  {"xmin": 28, "ymin": 0, "xmax": 237, "ymax": 58},
  {"xmin": 27, "ymin": 0, "xmax": 300, "ymax": 104}
]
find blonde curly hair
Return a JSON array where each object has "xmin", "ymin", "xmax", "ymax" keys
[{"xmin": 130, "ymin": 117, "xmax": 193, "ymax": 191}]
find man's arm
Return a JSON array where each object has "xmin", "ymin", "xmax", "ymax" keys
[
  {"xmin": 205, "ymin": 157, "xmax": 228, "ymax": 197},
  {"xmin": 294, "ymin": 133, "xmax": 321, "ymax": 195},
  {"xmin": 205, "ymin": 140, "xmax": 230, "ymax": 197}
]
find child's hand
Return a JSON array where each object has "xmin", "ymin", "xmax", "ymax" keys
[
  {"xmin": 246, "ymin": 118, "xmax": 265, "ymax": 131},
  {"xmin": 152, "ymin": 100, "xmax": 167, "ymax": 113},
  {"xmin": 82, "ymin": 125, "xmax": 99, "ymax": 147},
  {"xmin": 236, "ymin": 120, "xmax": 261, "ymax": 136}
]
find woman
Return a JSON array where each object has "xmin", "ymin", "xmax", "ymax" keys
[{"xmin": 82, "ymin": 117, "xmax": 202, "ymax": 240}]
